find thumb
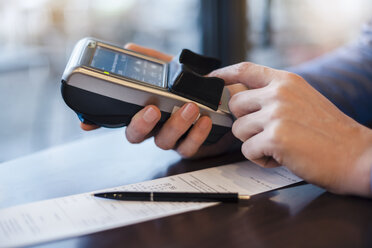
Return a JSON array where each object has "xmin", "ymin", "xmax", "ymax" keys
[{"xmin": 208, "ymin": 62, "xmax": 276, "ymax": 89}]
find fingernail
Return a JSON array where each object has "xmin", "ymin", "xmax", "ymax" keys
[
  {"xmin": 181, "ymin": 103, "xmax": 197, "ymax": 121},
  {"xmin": 143, "ymin": 107, "xmax": 158, "ymax": 123}
]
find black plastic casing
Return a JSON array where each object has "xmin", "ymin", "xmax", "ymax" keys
[{"xmin": 61, "ymin": 81, "xmax": 230, "ymax": 144}]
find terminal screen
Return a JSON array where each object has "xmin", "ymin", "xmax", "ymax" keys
[{"xmin": 90, "ymin": 46, "xmax": 165, "ymax": 87}]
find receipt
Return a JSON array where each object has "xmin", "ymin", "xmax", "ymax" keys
[{"xmin": 0, "ymin": 160, "xmax": 301, "ymax": 247}]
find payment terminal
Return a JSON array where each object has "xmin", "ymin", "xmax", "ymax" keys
[{"xmin": 61, "ymin": 38, "xmax": 232, "ymax": 144}]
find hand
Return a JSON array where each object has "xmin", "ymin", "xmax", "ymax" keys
[
  {"xmin": 209, "ymin": 62, "xmax": 372, "ymax": 197},
  {"xmin": 81, "ymin": 44, "xmax": 241, "ymax": 158}
]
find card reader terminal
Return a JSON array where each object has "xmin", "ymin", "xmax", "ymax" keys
[{"xmin": 61, "ymin": 38, "xmax": 233, "ymax": 144}]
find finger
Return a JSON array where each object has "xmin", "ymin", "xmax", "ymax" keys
[
  {"xmin": 208, "ymin": 62, "xmax": 277, "ymax": 89},
  {"xmin": 241, "ymin": 132, "xmax": 281, "ymax": 168},
  {"xmin": 226, "ymin": 83, "xmax": 249, "ymax": 96},
  {"xmin": 231, "ymin": 110, "xmax": 268, "ymax": 142},
  {"xmin": 80, "ymin": 123, "xmax": 100, "ymax": 131},
  {"xmin": 154, "ymin": 103, "xmax": 199, "ymax": 150},
  {"xmin": 176, "ymin": 116, "xmax": 212, "ymax": 158},
  {"xmin": 124, "ymin": 43, "xmax": 173, "ymax": 62},
  {"xmin": 125, "ymin": 105, "xmax": 161, "ymax": 143},
  {"xmin": 228, "ymin": 89, "xmax": 265, "ymax": 117}
]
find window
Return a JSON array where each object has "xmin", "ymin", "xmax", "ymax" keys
[{"xmin": 0, "ymin": 0, "xmax": 200, "ymax": 161}]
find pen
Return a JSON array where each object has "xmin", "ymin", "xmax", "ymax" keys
[{"xmin": 93, "ymin": 192, "xmax": 250, "ymax": 203}]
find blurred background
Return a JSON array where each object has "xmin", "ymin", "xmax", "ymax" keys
[{"xmin": 0, "ymin": 0, "xmax": 371, "ymax": 162}]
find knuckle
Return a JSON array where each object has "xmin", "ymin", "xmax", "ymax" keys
[
  {"xmin": 188, "ymin": 133, "xmax": 203, "ymax": 145},
  {"xmin": 241, "ymin": 149, "xmax": 250, "ymax": 161},
  {"xmin": 271, "ymin": 72, "xmax": 303, "ymax": 99},
  {"xmin": 187, "ymin": 132, "xmax": 206, "ymax": 148},
  {"xmin": 154, "ymin": 136, "xmax": 174, "ymax": 150},
  {"xmin": 194, "ymin": 132, "xmax": 207, "ymax": 145},
  {"xmin": 260, "ymin": 66, "xmax": 275, "ymax": 80},
  {"xmin": 154, "ymin": 119, "xmax": 191, "ymax": 150},
  {"xmin": 235, "ymin": 62, "xmax": 253, "ymax": 74},
  {"xmin": 228, "ymin": 91, "xmax": 246, "ymax": 116},
  {"xmin": 228, "ymin": 94, "xmax": 239, "ymax": 114},
  {"xmin": 285, "ymin": 72, "xmax": 303, "ymax": 82},
  {"xmin": 231, "ymin": 120, "xmax": 241, "ymax": 139},
  {"xmin": 168, "ymin": 123, "xmax": 186, "ymax": 136},
  {"xmin": 241, "ymin": 141, "xmax": 253, "ymax": 160}
]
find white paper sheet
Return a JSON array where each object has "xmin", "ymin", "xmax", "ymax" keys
[{"xmin": 0, "ymin": 160, "xmax": 301, "ymax": 247}]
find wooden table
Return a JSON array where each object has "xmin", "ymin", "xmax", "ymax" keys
[{"xmin": 1, "ymin": 130, "xmax": 371, "ymax": 248}]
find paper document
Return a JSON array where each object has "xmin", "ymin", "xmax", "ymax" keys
[{"xmin": 0, "ymin": 161, "xmax": 301, "ymax": 247}]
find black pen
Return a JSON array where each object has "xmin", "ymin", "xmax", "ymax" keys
[{"xmin": 93, "ymin": 191, "xmax": 250, "ymax": 203}]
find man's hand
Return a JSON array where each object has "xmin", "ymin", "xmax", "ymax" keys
[
  {"xmin": 81, "ymin": 44, "xmax": 240, "ymax": 158},
  {"xmin": 210, "ymin": 62, "xmax": 372, "ymax": 197}
]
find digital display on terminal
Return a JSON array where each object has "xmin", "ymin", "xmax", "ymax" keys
[{"xmin": 90, "ymin": 46, "xmax": 165, "ymax": 87}]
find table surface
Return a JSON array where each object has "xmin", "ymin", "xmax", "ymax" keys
[{"xmin": 1, "ymin": 130, "xmax": 372, "ymax": 248}]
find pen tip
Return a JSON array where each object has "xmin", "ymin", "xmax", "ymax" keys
[{"xmin": 93, "ymin": 193, "xmax": 110, "ymax": 199}]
